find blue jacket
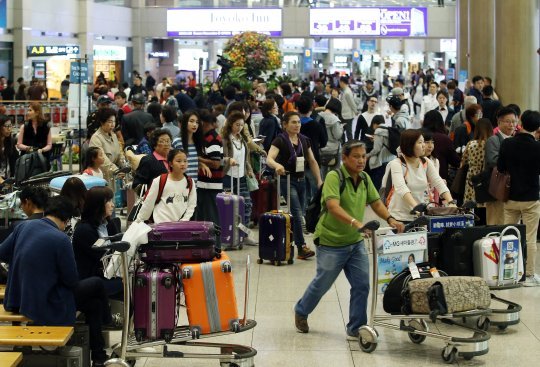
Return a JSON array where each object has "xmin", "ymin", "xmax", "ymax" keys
[{"xmin": 0, "ymin": 218, "xmax": 78, "ymax": 326}]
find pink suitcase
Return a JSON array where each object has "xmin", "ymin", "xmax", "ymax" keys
[{"xmin": 133, "ymin": 265, "xmax": 178, "ymax": 342}]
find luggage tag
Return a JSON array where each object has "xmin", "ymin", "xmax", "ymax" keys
[
  {"xmin": 429, "ymin": 267, "xmax": 441, "ymax": 278},
  {"xmin": 238, "ymin": 223, "xmax": 252, "ymax": 236},
  {"xmin": 408, "ymin": 262, "xmax": 421, "ymax": 279},
  {"xmin": 295, "ymin": 156, "xmax": 305, "ymax": 173}
]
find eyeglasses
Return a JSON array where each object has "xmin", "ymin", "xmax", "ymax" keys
[
  {"xmin": 157, "ymin": 139, "xmax": 172, "ymax": 145},
  {"xmin": 500, "ymin": 119, "xmax": 517, "ymax": 124},
  {"xmin": 2, "ymin": 124, "xmax": 12, "ymax": 128}
]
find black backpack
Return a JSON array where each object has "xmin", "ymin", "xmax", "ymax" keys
[
  {"xmin": 305, "ymin": 170, "xmax": 367, "ymax": 233},
  {"xmin": 14, "ymin": 152, "xmax": 48, "ymax": 185},
  {"xmin": 380, "ymin": 126, "xmax": 401, "ymax": 156}
]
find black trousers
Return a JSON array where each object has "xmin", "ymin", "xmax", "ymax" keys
[{"xmin": 196, "ymin": 188, "xmax": 221, "ymax": 248}]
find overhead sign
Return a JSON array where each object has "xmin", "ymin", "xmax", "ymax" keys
[
  {"xmin": 93, "ymin": 45, "xmax": 127, "ymax": 61},
  {"xmin": 149, "ymin": 51, "xmax": 170, "ymax": 58},
  {"xmin": 310, "ymin": 7, "xmax": 427, "ymax": 37},
  {"xmin": 167, "ymin": 8, "xmax": 282, "ymax": 37},
  {"xmin": 70, "ymin": 62, "xmax": 88, "ymax": 84},
  {"xmin": 360, "ymin": 39, "xmax": 376, "ymax": 53},
  {"xmin": 303, "ymin": 48, "xmax": 312, "ymax": 71},
  {"xmin": 27, "ymin": 45, "xmax": 80, "ymax": 57}
]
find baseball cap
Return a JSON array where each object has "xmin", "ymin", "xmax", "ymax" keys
[
  {"xmin": 386, "ymin": 95, "xmax": 403, "ymax": 110},
  {"xmin": 96, "ymin": 95, "xmax": 113, "ymax": 105},
  {"xmin": 131, "ymin": 93, "xmax": 146, "ymax": 104},
  {"xmin": 391, "ymin": 87, "xmax": 404, "ymax": 96}
]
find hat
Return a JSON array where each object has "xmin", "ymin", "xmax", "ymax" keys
[
  {"xmin": 325, "ymin": 98, "xmax": 342, "ymax": 115},
  {"xmin": 386, "ymin": 95, "xmax": 403, "ymax": 110},
  {"xmin": 96, "ymin": 95, "xmax": 112, "ymax": 105},
  {"xmin": 131, "ymin": 93, "xmax": 146, "ymax": 104},
  {"xmin": 391, "ymin": 87, "xmax": 404, "ymax": 96}
]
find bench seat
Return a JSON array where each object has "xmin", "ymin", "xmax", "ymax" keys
[
  {"xmin": 0, "ymin": 351, "xmax": 23, "ymax": 367},
  {"xmin": 0, "ymin": 326, "xmax": 73, "ymax": 347}
]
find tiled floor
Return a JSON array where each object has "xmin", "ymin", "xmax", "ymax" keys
[{"xmin": 110, "ymin": 214, "xmax": 540, "ymax": 367}]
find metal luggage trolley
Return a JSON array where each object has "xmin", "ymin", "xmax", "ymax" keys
[
  {"xmin": 357, "ymin": 219, "xmax": 491, "ymax": 364},
  {"xmin": 94, "ymin": 234, "xmax": 257, "ymax": 367}
]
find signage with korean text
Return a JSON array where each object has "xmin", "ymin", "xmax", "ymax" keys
[
  {"xmin": 27, "ymin": 45, "xmax": 80, "ymax": 57},
  {"xmin": 149, "ymin": 51, "xmax": 170, "ymax": 59},
  {"xmin": 428, "ymin": 215, "xmax": 474, "ymax": 233},
  {"xmin": 70, "ymin": 62, "xmax": 88, "ymax": 84},
  {"xmin": 310, "ymin": 7, "xmax": 427, "ymax": 37}
]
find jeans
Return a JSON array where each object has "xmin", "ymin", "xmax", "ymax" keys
[
  {"xmin": 370, "ymin": 163, "xmax": 387, "ymax": 191},
  {"xmin": 196, "ymin": 188, "xmax": 221, "ymax": 249},
  {"xmin": 223, "ymin": 175, "xmax": 252, "ymax": 225},
  {"xmin": 343, "ymin": 118, "xmax": 353, "ymax": 142},
  {"xmin": 304, "ymin": 168, "xmax": 317, "ymax": 214},
  {"xmin": 295, "ymin": 241, "xmax": 370, "ymax": 334},
  {"xmin": 280, "ymin": 176, "xmax": 306, "ymax": 247}
]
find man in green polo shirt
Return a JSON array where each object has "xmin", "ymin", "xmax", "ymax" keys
[{"xmin": 294, "ymin": 140, "xmax": 404, "ymax": 338}]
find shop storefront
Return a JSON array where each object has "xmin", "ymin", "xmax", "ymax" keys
[
  {"xmin": 26, "ymin": 45, "xmax": 80, "ymax": 99},
  {"xmin": 93, "ymin": 45, "xmax": 127, "ymax": 84}
]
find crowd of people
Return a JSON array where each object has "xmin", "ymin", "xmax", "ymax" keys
[{"xmin": 0, "ymin": 67, "xmax": 538, "ymax": 363}]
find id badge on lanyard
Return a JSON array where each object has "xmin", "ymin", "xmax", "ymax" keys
[{"xmin": 295, "ymin": 141, "xmax": 305, "ymax": 173}]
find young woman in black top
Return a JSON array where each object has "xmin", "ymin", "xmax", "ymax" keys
[{"xmin": 0, "ymin": 115, "xmax": 18, "ymax": 182}]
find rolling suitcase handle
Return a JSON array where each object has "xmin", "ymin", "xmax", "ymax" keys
[
  {"xmin": 242, "ymin": 255, "xmax": 251, "ymax": 326},
  {"xmin": 276, "ymin": 173, "xmax": 291, "ymax": 213}
]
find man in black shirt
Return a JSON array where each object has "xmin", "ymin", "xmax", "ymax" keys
[{"xmin": 480, "ymin": 85, "xmax": 502, "ymax": 128}]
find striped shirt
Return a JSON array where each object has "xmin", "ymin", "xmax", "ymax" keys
[
  {"xmin": 186, "ymin": 143, "xmax": 199, "ymax": 184},
  {"xmin": 198, "ymin": 129, "xmax": 224, "ymax": 190}
]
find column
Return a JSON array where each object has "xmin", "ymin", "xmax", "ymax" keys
[
  {"xmin": 77, "ymin": 0, "xmax": 94, "ymax": 63},
  {"xmin": 495, "ymin": 0, "xmax": 540, "ymax": 110},
  {"xmin": 12, "ymin": 0, "xmax": 33, "ymax": 81},
  {"xmin": 468, "ymin": 0, "xmax": 495, "ymax": 79},
  {"xmin": 457, "ymin": 0, "xmax": 468, "ymax": 75}
]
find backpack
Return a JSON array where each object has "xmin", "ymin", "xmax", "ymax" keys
[
  {"xmin": 14, "ymin": 152, "xmax": 48, "ymax": 185},
  {"xmin": 380, "ymin": 156, "xmax": 428, "ymax": 207},
  {"xmin": 380, "ymin": 126, "xmax": 401, "ymax": 156},
  {"xmin": 305, "ymin": 169, "xmax": 367, "ymax": 233}
]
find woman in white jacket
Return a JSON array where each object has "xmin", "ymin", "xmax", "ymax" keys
[
  {"xmin": 318, "ymin": 98, "xmax": 344, "ymax": 179},
  {"xmin": 366, "ymin": 115, "xmax": 396, "ymax": 190},
  {"xmin": 386, "ymin": 129, "xmax": 456, "ymax": 223}
]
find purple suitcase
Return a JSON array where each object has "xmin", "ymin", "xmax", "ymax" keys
[
  {"xmin": 258, "ymin": 175, "xmax": 294, "ymax": 265},
  {"xmin": 217, "ymin": 175, "xmax": 246, "ymax": 250},
  {"xmin": 140, "ymin": 221, "xmax": 218, "ymax": 263},
  {"xmin": 134, "ymin": 265, "xmax": 178, "ymax": 342}
]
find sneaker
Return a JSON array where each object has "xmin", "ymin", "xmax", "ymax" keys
[
  {"xmin": 346, "ymin": 329, "xmax": 359, "ymax": 341},
  {"xmin": 295, "ymin": 312, "xmax": 309, "ymax": 333},
  {"xmin": 523, "ymin": 275, "xmax": 540, "ymax": 287},
  {"xmin": 297, "ymin": 245, "xmax": 315, "ymax": 260},
  {"xmin": 243, "ymin": 237, "xmax": 258, "ymax": 246}
]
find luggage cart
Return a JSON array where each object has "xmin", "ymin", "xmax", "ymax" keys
[
  {"xmin": 96, "ymin": 236, "xmax": 257, "ymax": 367},
  {"xmin": 357, "ymin": 220, "xmax": 491, "ymax": 364}
]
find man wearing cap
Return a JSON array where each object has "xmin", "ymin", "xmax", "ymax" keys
[
  {"xmin": 86, "ymin": 95, "xmax": 113, "ymax": 139},
  {"xmin": 122, "ymin": 93, "xmax": 154, "ymax": 146},
  {"xmin": 392, "ymin": 79, "xmax": 414, "ymax": 118}
]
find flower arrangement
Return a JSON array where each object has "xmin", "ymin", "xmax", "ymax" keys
[{"xmin": 223, "ymin": 32, "xmax": 282, "ymax": 78}]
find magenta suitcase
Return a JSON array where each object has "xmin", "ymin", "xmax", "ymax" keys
[
  {"xmin": 133, "ymin": 265, "xmax": 178, "ymax": 342},
  {"xmin": 217, "ymin": 176, "xmax": 246, "ymax": 250},
  {"xmin": 139, "ymin": 221, "xmax": 219, "ymax": 263}
]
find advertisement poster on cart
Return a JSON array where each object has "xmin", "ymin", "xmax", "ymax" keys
[
  {"xmin": 377, "ymin": 250, "xmax": 425, "ymax": 293},
  {"xmin": 375, "ymin": 230, "xmax": 427, "ymax": 254}
]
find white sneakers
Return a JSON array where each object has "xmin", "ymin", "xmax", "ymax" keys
[{"xmin": 522, "ymin": 274, "xmax": 540, "ymax": 287}]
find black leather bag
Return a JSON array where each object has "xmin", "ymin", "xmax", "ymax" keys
[{"xmin": 470, "ymin": 169, "xmax": 496, "ymax": 203}]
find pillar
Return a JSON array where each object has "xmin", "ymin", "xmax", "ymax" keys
[
  {"xmin": 468, "ymin": 0, "xmax": 495, "ymax": 79},
  {"xmin": 12, "ymin": 0, "xmax": 33, "ymax": 81},
  {"xmin": 457, "ymin": 0, "xmax": 468, "ymax": 75},
  {"xmin": 495, "ymin": 0, "xmax": 540, "ymax": 110}
]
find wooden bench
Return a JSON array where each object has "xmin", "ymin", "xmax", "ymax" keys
[
  {"xmin": 0, "ymin": 306, "xmax": 31, "ymax": 324},
  {"xmin": 0, "ymin": 326, "xmax": 74, "ymax": 347},
  {"xmin": 0, "ymin": 352, "xmax": 23, "ymax": 367}
]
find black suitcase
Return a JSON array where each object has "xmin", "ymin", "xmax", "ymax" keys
[{"xmin": 435, "ymin": 225, "xmax": 527, "ymax": 276}]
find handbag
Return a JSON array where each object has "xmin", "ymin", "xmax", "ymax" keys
[
  {"xmin": 450, "ymin": 164, "xmax": 468, "ymax": 196},
  {"xmin": 470, "ymin": 169, "xmax": 496, "ymax": 203},
  {"xmin": 246, "ymin": 175, "xmax": 259, "ymax": 192},
  {"xmin": 488, "ymin": 167, "xmax": 511, "ymax": 202}
]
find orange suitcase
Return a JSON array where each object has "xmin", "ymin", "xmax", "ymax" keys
[{"xmin": 180, "ymin": 252, "xmax": 240, "ymax": 338}]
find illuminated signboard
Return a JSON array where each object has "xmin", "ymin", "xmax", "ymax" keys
[
  {"xmin": 27, "ymin": 45, "xmax": 80, "ymax": 57},
  {"xmin": 310, "ymin": 7, "xmax": 427, "ymax": 37},
  {"xmin": 167, "ymin": 8, "xmax": 282, "ymax": 37}
]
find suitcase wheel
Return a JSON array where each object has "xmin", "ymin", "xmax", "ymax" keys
[
  {"xmin": 256, "ymin": 258, "xmax": 263, "ymax": 264},
  {"xmin": 221, "ymin": 261, "xmax": 232, "ymax": 273},
  {"xmin": 182, "ymin": 268, "xmax": 192, "ymax": 279},
  {"xmin": 135, "ymin": 276, "xmax": 146, "ymax": 288},
  {"xmin": 135, "ymin": 329, "xmax": 145, "ymax": 342},
  {"xmin": 162, "ymin": 330, "xmax": 173, "ymax": 342},
  {"xmin": 287, "ymin": 259, "xmax": 294, "ymax": 265},
  {"xmin": 191, "ymin": 328, "xmax": 201, "ymax": 339},
  {"xmin": 162, "ymin": 276, "xmax": 174, "ymax": 289},
  {"xmin": 274, "ymin": 260, "xmax": 282, "ymax": 266},
  {"xmin": 231, "ymin": 321, "xmax": 241, "ymax": 333}
]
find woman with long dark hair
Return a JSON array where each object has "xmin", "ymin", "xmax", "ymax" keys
[
  {"xmin": 0, "ymin": 115, "xmax": 18, "ymax": 182},
  {"xmin": 16, "ymin": 102, "xmax": 52, "ymax": 161}
]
